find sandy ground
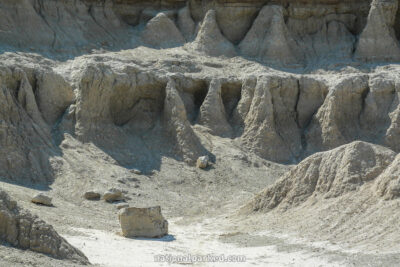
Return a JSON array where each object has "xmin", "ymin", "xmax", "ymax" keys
[
  {"xmin": 64, "ymin": 217, "xmax": 343, "ymax": 267},
  {"xmin": 1, "ymin": 132, "xmax": 400, "ymax": 266}
]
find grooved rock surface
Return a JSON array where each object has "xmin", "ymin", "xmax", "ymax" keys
[
  {"xmin": 243, "ymin": 141, "xmax": 397, "ymax": 213},
  {"xmin": 355, "ymin": 0, "xmax": 400, "ymax": 61},
  {"xmin": 239, "ymin": 5, "xmax": 303, "ymax": 66},
  {"xmin": 1, "ymin": 0, "xmax": 400, "ymax": 264},
  {"xmin": 190, "ymin": 9, "xmax": 237, "ymax": 57},
  {"xmin": 141, "ymin": 12, "xmax": 185, "ymax": 48},
  {"xmin": 0, "ymin": 190, "xmax": 88, "ymax": 264}
]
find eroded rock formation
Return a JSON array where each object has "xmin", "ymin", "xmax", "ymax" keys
[
  {"xmin": 0, "ymin": 190, "xmax": 88, "ymax": 263},
  {"xmin": 243, "ymin": 141, "xmax": 397, "ymax": 213}
]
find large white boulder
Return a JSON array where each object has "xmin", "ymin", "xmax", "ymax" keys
[{"xmin": 119, "ymin": 206, "xmax": 168, "ymax": 238}]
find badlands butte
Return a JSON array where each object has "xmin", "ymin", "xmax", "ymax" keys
[{"xmin": 1, "ymin": 0, "xmax": 400, "ymax": 266}]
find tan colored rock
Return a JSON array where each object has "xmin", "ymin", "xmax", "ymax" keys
[
  {"xmin": 141, "ymin": 12, "xmax": 185, "ymax": 48},
  {"xmin": 240, "ymin": 76, "xmax": 301, "ymax": 163},
  {"xmin": 306, "ymin": 76, "xmax": 369, "ymax": 154},
  {"xmin": 191, "ymin": 9, "xmax": 236, "ymax": 57},
  {"xmin": 198, "ymin": 79, "xmax": 232, "ymax": 137},
  {"xmin": 374, "ymin": 153, "xmax": 400, "ymax": 200},
  {"xmin": 0, "ymin": 190, "xmax": 88, "ymax": 263},
  {"xmin": 16, "ymin": 71, "xmax": 47, "ymax": 128},
  {"xmin": 239, "ymin": 5, "xmax": 303, "ymax": 66},
  {"xmin": 103, "ymin": 188, "xmax": 123, "ymax": 203},
  {"xmin": 355, "ymin": 0, "xmax": 400, "ymax": 61},
  {"xmin": 83, "ymin": 191, "xmax": 101, "ymax": 200},
  {"xmin": 177, "ymin": 5, "xmax": 196, "ymax": 41},
  {"xmin": 35, "ymin": 71, "xmax": 75, "ymax": 125},
  {"xmin": 119, "ymin": 206, "xmax": 168, "ymax": 238},
  {"xmin": 243, "ymin": 141, "xmax": 396, "ymax": 213},
  {"xmin": 196, "ymin": 156, "xmax": 209, "ymax": 169},
  {"xmin": 116, "ymin": 203, "xmax": 129, "ymax": 210},
  {"xmin": 163, "ymin": 79, "xmax": 207, "ymax": 164},
  {"xmin": 31, "ymin": 193, "xmax": 52, "ymax": 206}
]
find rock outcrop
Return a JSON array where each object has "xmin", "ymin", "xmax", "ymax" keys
[
  {"xmin": 198, "ymin": 79, "xmax": 233, "ymax": 137},
  {"xmin": 355, "ymin": 0, "xmax": 400, "ymax": 61},
  {"xmin": 0, "ymin": 190, "xmax": 88, "ymax": 263},
  {"xmin": 0, "ymin": 67, "xmax": 55, "ymax": 183},
  {"xmin": 163, "ymin": 80, "xmax": 207, "ymax": 164},
  {"xmin": 177, "ymin": 5, "xmax": 196, "ymax": 41},
  {"xmin": 243, "ymin": 141, "xmax": 397, "ymax": 213},
  {"xmin": 239, "ymin": 5, "xmax": 303, "ymax": 66},
  {"xmin": 141, "ymin": 12, "xmax": 185, "ymax": 48},
  {"xmin": 239, "ymin": 76, "xmax": 301, "ymax": 163},
  {"xmin": 119, "ymin": 206, "xmax": 168, "ymax": 238},
  {"xmin": 191, "ymin": 10, "xmax": 236, "ymax": 57}
]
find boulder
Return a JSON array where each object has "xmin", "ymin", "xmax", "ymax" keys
[
  {"xmin": 83, "ymin": 191, "xmax": 101, "ymax": 200},
  {"xmin": 196, "ymin": 156, "xmax": 209, "ymax": 169},
  {"xmin": 31, "ymin": 193, "xmax": 52, "ymax": 206},
  {"xmin": 119, "ymin": 206, "xmax": 168, "ymax": 238},
  {"xmin": 103, "ymin": 188, "xmax": 124, "ymax": 203}
]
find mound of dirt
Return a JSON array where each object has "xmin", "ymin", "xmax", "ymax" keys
[
  {"xmin": 243, "ymin": 141, "xmax": 397, "ymax": 213},
  {"xmin": 0, "ymin": 190, "xmax": 88, "ymax": 264}
]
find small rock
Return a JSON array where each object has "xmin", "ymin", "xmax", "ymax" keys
[
  {"xmin": 116, "ymin": 203, "xmax": 129, "ymax": 210},
  {"xmin": 117, "ymin": 178, "xmax": 126, "ymax": 184},
  {"xmin": 196, "ymin": 156, "xmax": 209, "ymax": 169},
  {"xmin": 103, "ymin": 188, "xmax": 123, "ymax": 203},
  {"xmin": 83, "ymin": 191, "xmax": 101, "ymax": 200},
  {"xmin": 119, "ymin": 206, "xmax": 168, "ymax": 238},
  {"xmin": 130, "ymin": 169, "xmax": 142, "ymax": 175},
  {"xmin": 31, "ymin": 193, "xmax": 52, "ymax": 206}
]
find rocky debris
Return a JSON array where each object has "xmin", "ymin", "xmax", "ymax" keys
[
  {"xmin": 191, "ymin": 9, "xmax": 236, "ymax": 57},
  {"xmin": 0, "ymin": 190, "xmax": 88, "ymax": 263},
  {"xmin": 141, "ymin": 12, "xmax": 185, "ymax": 48},
  {"xmin": 118, "ymin": 206, "xmax": 168, "ymax": 238},
  {"xmin": 103, "ymin": 188, "xmax": 124, "ymax": 203},
  {"xmin": 198, "ymin": 79, "xmax": 232, "ymax": 137},
  {"xmin": 31, "ymin": 193, "xmax": 53, "ymax": 206},
  {"xmin": 196, "ymin": 156, "xmax": 209, "ymax": 169},
  {"xmin": 239, "ymin": 5, "xmax": 303, "ymax": 66},
  {"xmin": 163, "ymin": 80, "xmax": 207, "ymax": 164},
  {"xmin": 243, "ymin": 141, "xmax": 396, "ymax": 213},
  {"xmin": 116, "ymin": 203, "xmax": 129, "ymax": 210},
  {"xmin": 83, "ymin": 191, "xmax": 101, "ymax": 200},
  {"xmin": 355, "ymin": 0, "xmax": 400, "ymax": 61}
]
